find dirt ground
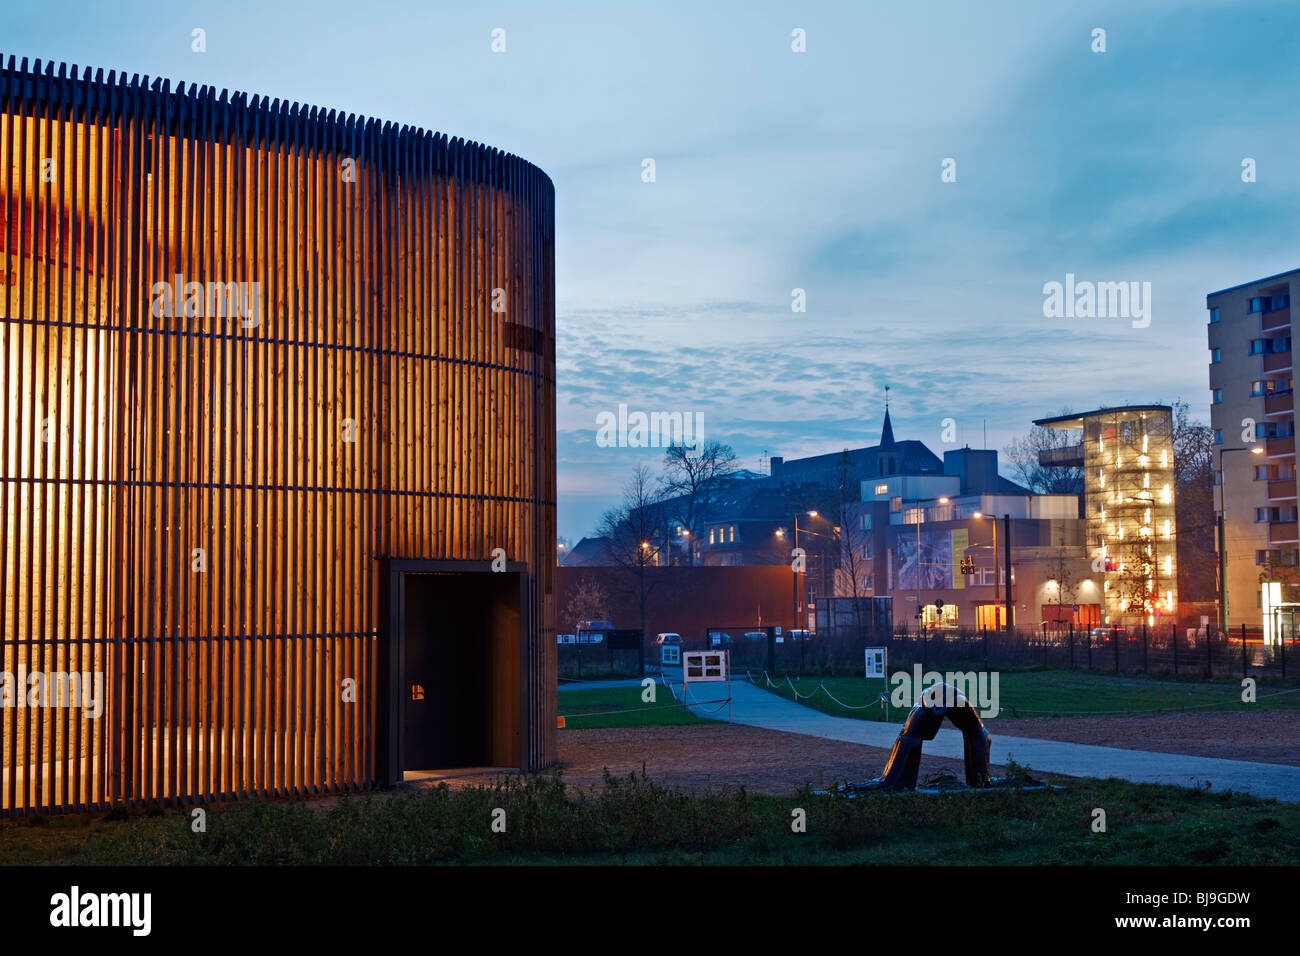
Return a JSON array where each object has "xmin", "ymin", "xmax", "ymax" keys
[
  {"xmin": 548, "ymin": 725, "xmax": 1016, "ymax": 795},
  {"xmin": 991, "ymin": 711, "xmax": 1300, "ymax": 766},
  {"xmin": 402, "ymin": 711, "xmax": 1298, "ymax": 800}
]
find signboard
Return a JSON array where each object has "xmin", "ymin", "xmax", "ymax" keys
[
  {"xmin": 661, "ymin": 644, "xmax": 681, "ymax": 665},
  {"xmin": 864, "ymin": 646, "xmax": 887, "ymax": 679},
  {"xmin": 683, "ymin": 650, "xmax": 728, "ymax": 683}
]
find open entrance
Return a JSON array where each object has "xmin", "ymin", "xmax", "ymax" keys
[{"xmin": 382, "ymin": 562, "xmax": 525, "ymax": 783}]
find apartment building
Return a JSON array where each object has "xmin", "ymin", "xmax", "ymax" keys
[{"xmin": 1206, "ymin": 271, "xmax": 1298, "ymax": 631}]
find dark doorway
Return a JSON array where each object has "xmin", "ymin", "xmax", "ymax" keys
[{"xmin": 384, "ymin": 564, "xmax": 525, "ymax": 780}]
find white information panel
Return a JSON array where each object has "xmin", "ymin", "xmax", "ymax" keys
[
  {"xmin": 682, "ymin": 650, "xmax": 728, "ymax": 683},
  {"xmin": 864, "ymin": 646, "xmax": 887, "ymax": 679}
]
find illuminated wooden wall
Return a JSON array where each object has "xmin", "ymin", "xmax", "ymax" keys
[{"xmin": 0, "ymin": 56, "xmax": 557, "ymax": 815}]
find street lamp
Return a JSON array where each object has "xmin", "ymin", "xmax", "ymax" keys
[
  {"xmin": 778, "ymin": 511, "xmax": 822, "ymax": 632},
  {"xmin": 1217, "ymin": 444, "xmax": 1265, "ymax": 633}
]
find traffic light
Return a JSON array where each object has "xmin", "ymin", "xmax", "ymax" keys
[{"xmin": 959, "ymin": 556, "xmax": 975, "ymax": 575}]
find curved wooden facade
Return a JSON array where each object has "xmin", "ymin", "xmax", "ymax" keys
[{"xmin": 0, "ymin": 57, "xmax": 557, "ymax": 815}]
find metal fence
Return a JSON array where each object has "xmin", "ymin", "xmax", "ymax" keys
[{"xmin": 691, "ymin": 623, "xmax": 1294, "ymax": 682}]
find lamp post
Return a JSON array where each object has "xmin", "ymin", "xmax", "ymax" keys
[
  {"xmin": 777, "ymin": 510, "xmax": 821, "ymax": 633},
  {"xmin": 1217, "ymin": 445, "xmax": 1265, "ymax": 634}
]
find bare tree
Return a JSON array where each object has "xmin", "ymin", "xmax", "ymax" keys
[
  {"xmin": 1171, "ymin": 400, "xmax": 1216, "ymax": 603},
  {"xmin": 1003, "ymin": 408, "xmax": 1085, "ymax": 494},
  {"xmin": 824, "ymin": 451, "xmax": 872, "ymax": 640},
  {"xmin": 596, "ymin": 464, "xmax": 667, "ymax": 639},
  {"xmin": 1044, "ymin": 548, "xmax": 1078, "ymax": 633},
  {"xmin": 659, "ymin": 440, "xmax": 739, "ymax": 564},
  {"xmin": 561, "ymin": 574, "xmax": 609, "ymax": 637}
]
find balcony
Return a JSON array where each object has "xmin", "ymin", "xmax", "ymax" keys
[
  {"xmin": 1038, "ymin": 443, "xmax": 1084, "ymax": 468},
  {"xmin": 1264, "ymin": 351, "xmax": 1293, "ymax": 372},
  {"xmin": 1265, "ymin": 391, "xmax": 1295, "ymax": 416},
  {"xmin": 1266, "ymin": 436, "xmax": 1296, "ymax": 458},
  {"xmin": 1262, "ymin": 307, "xmax": 1292, "ymax": 332},
  {"xmin": 1268, "ymin": 479, "xmax": 1298, "ymax": 500},
  {"xmin": 1270, "ymin": 520, "xmax": 1299, "ymax": 544}
]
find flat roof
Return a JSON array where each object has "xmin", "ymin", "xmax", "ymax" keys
[
  {"xmin": 1033, "ymin": 404, "xmax": 1173, "ymax": 429},
  {"xmin": 1206, "ymin": 267, "xmax": 1300, "ymax": 299}
]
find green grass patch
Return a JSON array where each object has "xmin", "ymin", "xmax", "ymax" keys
[
  {"xmin": 756, "ymin": 669, "xmax": 1300, "ymax": 722},
  {"xmin": 558, "ymin": 685, "xmax": 710, "ymax": 729},
  {"xmin": 2, "ymin": 769, "xmax": 1297, "ymax": 865}
]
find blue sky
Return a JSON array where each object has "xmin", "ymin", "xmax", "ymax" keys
[{"xmin": 7, "ymin": 0, "xmax": 1300, "ymax": 541}]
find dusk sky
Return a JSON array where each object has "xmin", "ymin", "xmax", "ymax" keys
[{"xmin": 6, "ymin": 0, "xmax": 1300, "ymax": 541}]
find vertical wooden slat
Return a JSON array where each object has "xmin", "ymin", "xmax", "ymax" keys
[{"xmin": 0, "ymin": 57, "xmax": 555, "ymax": 814}]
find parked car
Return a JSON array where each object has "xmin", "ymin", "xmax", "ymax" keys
[
  {"xmin": 743, "ymin": 631, "xmax": 768, "ymax": 641},
  {"xmin": 1089, "ymin": 626, "xmax": 1131, "ymax": 644},
  {"xmin": 787, "ymin": 629, "xmax": 812, "ymax": 641},
  {"xmin": 655, "ymin": 632, "xmax": 682, "ymax": 645}
]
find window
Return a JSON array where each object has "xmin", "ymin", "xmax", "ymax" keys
[
  {"xmin": 1257, "ymin": 550, "xmax": 1269, "ymax": 565},
  {"xmin": 1212, "ymin": 388, "xmax": 1223, "ymax": 404},
  {"xmin": 860, "ymin": 544, "xmax": 871, "ymax": 561},
  {"xmin": 1257, "ymin": 507, "xmax": 1280, "ymax": 523},
  {"xmin": 1250, "ymin": 339, "xmax": 1270, "ymax": 354},
  {"xmin": 708, "ymin": 528, "xmax": 716, "ymax": 545},
  {"xmin": 1250, "ymin": 296, "xmax": 1269, "ymax": 313},
  {"xmin": 1251, "ymin": 380, "xmax": 1274, "ymax": 396},
  {"xmin": 874, "ymin": 483, "xmax": 889, "ymax": 496},
  {"xmin": 1211, "ymin": 348, "xmax": 1221, "ymax": 364},
  {"xmin": 1214, "ymin": 429, "xmax": 1223, "ymax": 444},
  {"xmin": 728, "ymin": 525, "xmax": 735, "ymax": 543},
  {"xmin": 1275, "ymin": 293, "xmax": 1291, "ymax": 310},
  {"xmin": 1210, "ymin": 307, "xmax": 1220, "ymax": 323},
  {"xmin": 1255, "ymin": 464, "xmax": 1279, "ymax": 480}
]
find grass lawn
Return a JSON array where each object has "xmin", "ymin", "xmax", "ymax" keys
[
  {"xmin": 1, "ymin": 769, "xmax": 1296, "ymax": 865},
  {"xmin": 558, "ymin": 685, "xmax": 711, "ymax": 729},
  {"xmin": 756, "ymin": 669, "xmax": 1300, "ymax": 723}
]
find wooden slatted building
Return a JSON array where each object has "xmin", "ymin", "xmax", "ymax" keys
[{"xmin": 0, "ymin": 56, "xmax": 557, "ymax": 816}]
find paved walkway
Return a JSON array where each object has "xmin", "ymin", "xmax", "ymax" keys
[{"xmin": 662, "ymin": 669, "xmax": 1300, "ymax": 802}]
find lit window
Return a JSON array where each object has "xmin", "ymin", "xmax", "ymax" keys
[
  {"xmin": 729, "ymin": 525, "xmax": 735, "ymax": 543},
  {"xmin": 709, "ymin": 528, "xmax": 715, "ymax": 545}
]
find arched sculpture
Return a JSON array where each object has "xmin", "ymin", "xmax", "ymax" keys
[{"xmin": 863, "ymin": 683, "xmax": 991, "ymax": 791}]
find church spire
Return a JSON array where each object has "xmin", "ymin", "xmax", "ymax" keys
[{"xmin": 880, "ymin": 388, "xmax": 895, "ymax": 447}]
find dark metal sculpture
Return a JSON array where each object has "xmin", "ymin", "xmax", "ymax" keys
[{"xmin": 862, "ymin": 683, "xmax": 991, "ymax": 791}]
